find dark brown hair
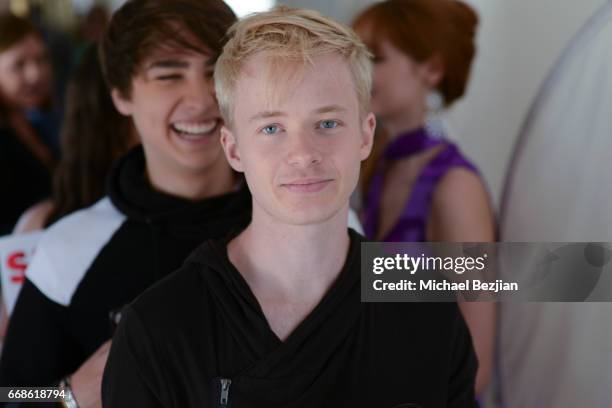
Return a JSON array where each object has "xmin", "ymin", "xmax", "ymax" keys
[
  {"xmin": 0, "ymin": 13, "xmax": 41, "ymax": 53},
  {"xmin": 46, "ymin": 45, "xmax": 135, "ymax": 225},
  {"xmin": 100, "ymin": 0, "xmax": 237, "ymax": 98},
  {"xmin": 353, "ymin": 0, "xmax": 478, "ymax": 107}
]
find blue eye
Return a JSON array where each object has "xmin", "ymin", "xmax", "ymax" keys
[
  {"xmin": 262, "ymin": 124, "xmax": 280, "ymax": 135},
  {"xmin": 319, "ymin": 120, "xmax": 339, "ymax": 129}
]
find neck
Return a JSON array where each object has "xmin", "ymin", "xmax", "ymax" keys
[
  {"xmin": 381, "ymin": 107, "xmax": 427, "ymax": 138},
  {"xmin": 145, "ymin": 157, "xmax": 236, "ymax": 201},
  {"xmin": 229, "ymin": 204, "xmax": 351, "ymax": 302}
]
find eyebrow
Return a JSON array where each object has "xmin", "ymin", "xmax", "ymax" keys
[
  {"xmin": 313, "ymin": 105, "xmax": 348, "ymax": 114},
  {"xmin": 248, "ymin": 105, "xmax": 348, "ymax": 123},
  {"xmin": 146, "ymin": 59, "xmax": 190, "ymax": 70},
  {"xmin": 249, "ymin": 110, "xmax": 286, "ymax": 123}
]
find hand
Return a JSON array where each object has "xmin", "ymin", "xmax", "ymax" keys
[{"xmin": 70, "ymin": 340, "xmax": 112, "ymax": 408}]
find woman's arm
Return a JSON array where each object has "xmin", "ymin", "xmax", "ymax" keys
[
  {"xmin": 429, "ymin": 167, "xmax": 497, "ymax": 395},
  {"xmin": 13, "ymin": 199, "xmax": 54, "ymax": 234}
]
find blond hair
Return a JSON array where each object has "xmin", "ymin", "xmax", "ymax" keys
[{"xmin": 214, "ymin": 6, "xmax": 372, "ymax": 126}]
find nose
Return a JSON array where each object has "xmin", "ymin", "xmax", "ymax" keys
[
  {"xmin": 183, "ymin": 75, "xmax": 216, "ymax": 113},
  {"xmin": 23, "ymin": 60, "xmax": 43, "ymax": 84},
  {"xmin": 286, "ymin": 132, "xmax": 323, "ymax": 168}
]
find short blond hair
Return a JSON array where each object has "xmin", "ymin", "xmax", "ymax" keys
[{"xmin": 214, "ymin": 6, "xmax": 372, "ymax": 126}]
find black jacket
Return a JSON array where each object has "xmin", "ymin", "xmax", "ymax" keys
[
  {"xmin": 0, "ymin": 146, "xmax": 251, "ymax": 387},
  {"xmin": 0, "ymin": 125, "xmax": 51, "ymax": 235},
  {"xmin": 102, "ymin": 229, "xmax": 478, "ymax": 408}
]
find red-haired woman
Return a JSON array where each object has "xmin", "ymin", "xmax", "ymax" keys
[{"xmin": 354, "ymin": 0, "xmax": 496, "ymax": 393}]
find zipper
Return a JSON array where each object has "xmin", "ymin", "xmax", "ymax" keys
[{"xmin": 218, "ymin": 378, "xmax": 231, "ymax": 407}]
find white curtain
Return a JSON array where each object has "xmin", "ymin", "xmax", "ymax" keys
[{"xmin": 492, "ymin": 2, "xmax": 612, "ymax": 407}]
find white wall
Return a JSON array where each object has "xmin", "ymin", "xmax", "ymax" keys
[
  {"xmin": 283, "ymin": 0, "xmax": 608, "ymax": 210},
  {"xmin": 282, "ymin": 0, "xmax": 373, "ymax": 23},
  {"xmin": 448, "ymin": 0, "xmax": 608, "ymax": 209}
]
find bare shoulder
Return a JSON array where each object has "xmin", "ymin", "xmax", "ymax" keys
[
  {"xmin": 435, "ymin": 167, "xmax": 488, "ymax": 203},
  {"xmin": 13, "ymin": 199, "xmax": 55, "ymax": 234},
  {"xmin": 429, "ymin": 167, "xmax": 495, "ymax": 241}
]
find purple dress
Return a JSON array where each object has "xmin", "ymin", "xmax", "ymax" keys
[{"xmin": 363, "ymin": 127, "xmax": 478, "ymax": 242}]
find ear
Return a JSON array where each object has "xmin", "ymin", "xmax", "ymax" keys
[
  {"xmin": 422, "ymin": 54, "xmax": 445, "ymax": 88},
  {"xmin": 360, "ymin": 112, "xmax": 376, "ymax": 161},
  {"xmin": 220, "ymin": 125, "xmax": 244, "ymax": 173},
  {"xmin": 111, "ymin": 88, "xmax": 134, "ymax": 116}
]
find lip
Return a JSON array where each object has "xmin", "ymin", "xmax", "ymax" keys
[
  {"xmin": 170, "ymin": 118, "xmax": 221, "ymax": 146},
  {"xmin": 281, "ymin": 178, "xmax": 334, "ymax": 193}
]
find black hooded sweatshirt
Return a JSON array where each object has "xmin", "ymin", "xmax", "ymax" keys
[
  {"xmin": 0, "ymin": 147, "xmax": 251, "ymax": 388},
  {"xmin": 102, "ymin": 229, "xmax": 478, "ymax": 408}
]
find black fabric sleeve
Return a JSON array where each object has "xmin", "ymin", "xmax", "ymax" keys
[
  {"xmin": 0, "ymin": 278, "xmax": 76, "ymax": 386},
  {"xmin": 447, "ymin": 309, "xmax": 479, "ymax": 408},
  {"xmin": 102, "ymin": 306, "xmax": 165, "ymax": 408}
]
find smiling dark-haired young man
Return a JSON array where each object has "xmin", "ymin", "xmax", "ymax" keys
[
  {"xmin": 102, "ymin": 7, "xmax": 478, "ymax": 408},
  {"xmin": 0, "ymin": 0, "xmax": 246, "ymax": 406}
]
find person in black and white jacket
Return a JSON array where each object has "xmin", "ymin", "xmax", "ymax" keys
[{"xmin": 0, "ymin": 0, "xmax": 244, "ymax": 405}]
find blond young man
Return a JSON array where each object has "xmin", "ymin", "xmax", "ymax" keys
[{"xmin": 102, "ymin": 8, "xmax": 477, "ymax": 407}]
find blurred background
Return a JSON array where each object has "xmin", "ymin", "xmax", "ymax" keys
[{"xmin": 0, "ymin": 0, "xmax": 607, "ymax": 208}]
